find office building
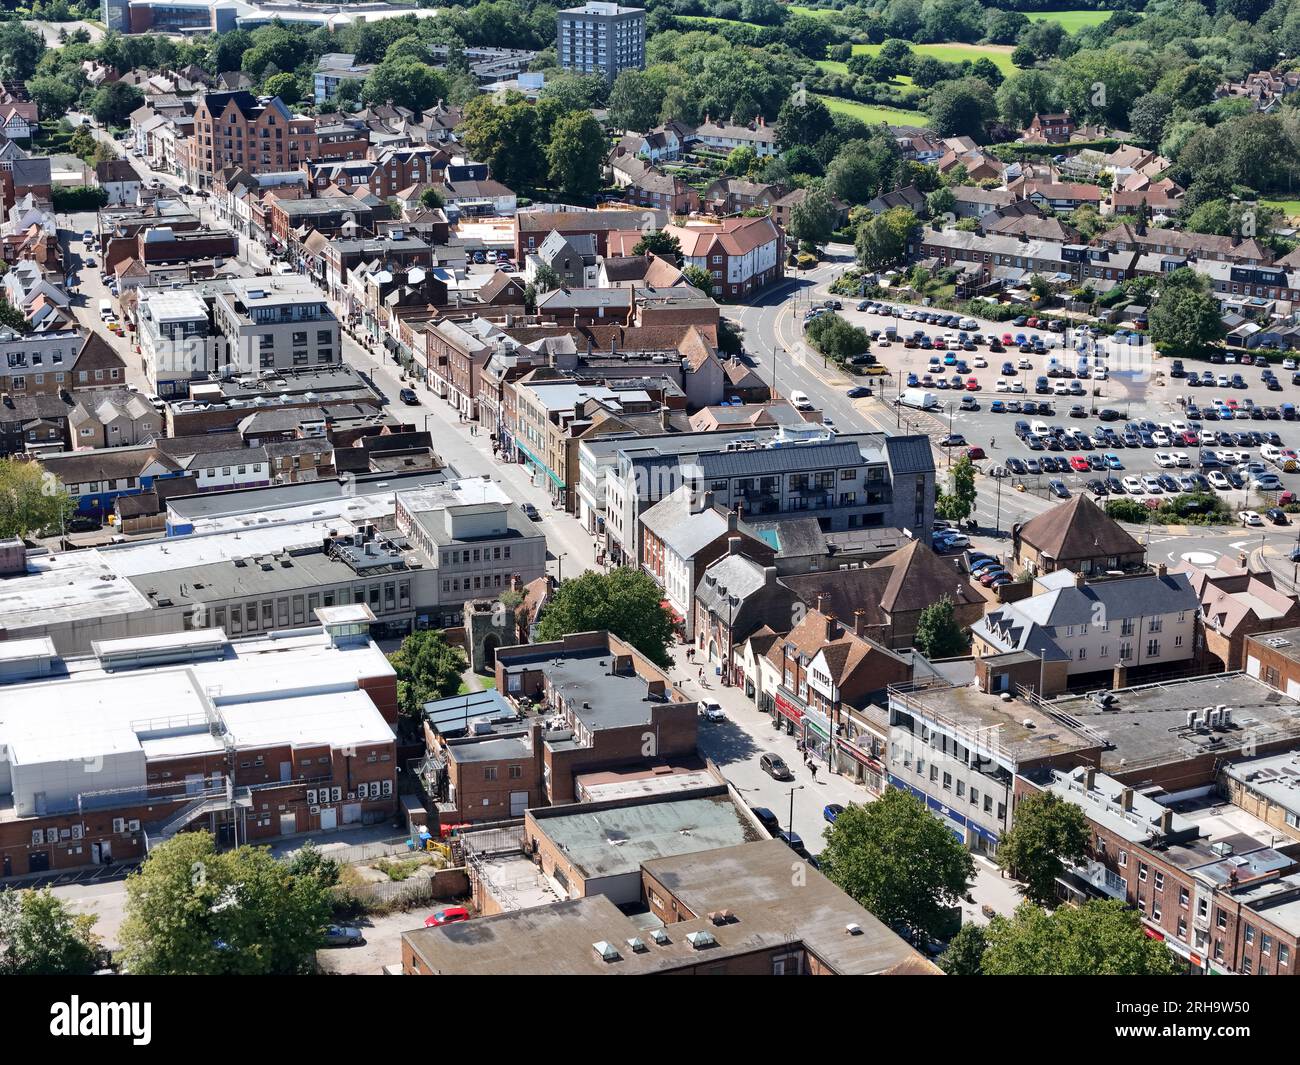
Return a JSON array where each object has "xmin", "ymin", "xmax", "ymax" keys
[{"xmin": 557, "ymin": 3, "xmax": 645, "ymax": 81}]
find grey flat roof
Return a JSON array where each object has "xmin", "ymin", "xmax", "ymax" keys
[
  {"xmin": 532, "ymin": 793, "xmax": 759, "ymax": 880},
  {"xmin": 167, "ymin": 470, "xmax": 449, "ymax": 521},
  {"xmin": 505, "ymin": 649, "xmax": 667, "ymax": 731},
  {"xmin": 1222, "ymin": 750, "xmax": 1300, "ymax": 815},
  {"xmin": 1052, "ymin": 672, "xmax": 1300, "ymax": 774}
]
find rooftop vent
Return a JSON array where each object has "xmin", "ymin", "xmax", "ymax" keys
[
  {"xmin": 649, "ymin": 928, "xmax": 670, "ymax": 945},
  {"xmin": 626, "ymin": 937, "xmax": 647, "ymax": 954},
  {"xmin": 592, "ymin": 941, "xmax": 620, "ymax": 962},
  {"xmin": 686, "ymin": 930, "xmax": 716, "ymax": 950},
  {"xmin": 845, "ymin": 922, "xmax": 863, "ymax": 936}
]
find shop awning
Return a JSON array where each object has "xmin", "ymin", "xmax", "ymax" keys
[{"xmin": 659, "ymin": 599, "xmax": 684, "ymax": 624}]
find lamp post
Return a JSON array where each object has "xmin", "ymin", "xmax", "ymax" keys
[
  {"xmin": 556, "ymin": 552, "xmax": 567, "ymax": 584},
  {"xmin": 787, "ymin": 783, "xmax": 805, "ymax": 838}
]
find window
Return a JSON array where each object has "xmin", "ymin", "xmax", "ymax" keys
[
  {"xmin": 1245, "ymin": 925, "xmax": 1255, "ymax": 945},
  {"xmin": 484, "ymin": 766, "xmax": 498, "ymax": 781},
  {"xmin": 1217, "ymin": 909, "xmax": 1227, "ymax": 929},
  {"xmin": 1281, "ymin": 945, "xmax": 1290, "ymax": 966},
  {"xmin": 1146, "ymin": 638, "xmax": 1160, "ymax": 657},
  {"xmin": 1138, "ymin": 862, "xmax": 1148, "ymax": 883},
  {"xmin": 1154, "ymin": 870, "xmax": 1164, "ymax": 892},
  {"xmin": 942, "ymin": 772, "xmax": 952, "ymax": 791},
  {"xmin": 1180, "ymin": 887, "xmax": 1189, "ymax": 909}
]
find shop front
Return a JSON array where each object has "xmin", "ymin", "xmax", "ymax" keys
[
  {"xmin": 803, "ymin": 709, "xmax": 832, "ymax": 766},
  {"xmin": 773, "ymin": 690, "xmax": 804, "ymax": 736},
  {"xmin": 836, "ymin": 737, "xmax": 886, "ymax": 795}
]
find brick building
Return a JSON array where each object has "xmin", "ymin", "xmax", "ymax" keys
[
  {"xmin": 180, "ymin": 92, "xmax": 318, "ymax": 190},
  {"xmin": 0, "ymin": 608, "xmax": 398, "ymax": 880}
]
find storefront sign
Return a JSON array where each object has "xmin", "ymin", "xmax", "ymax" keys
[{"xmin": 774, "ymin": 692, "xmax": 804, "ymax": 724}]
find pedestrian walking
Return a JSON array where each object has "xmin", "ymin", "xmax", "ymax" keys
[{"xmin": 810, "ymin": 764, "xmax": 818, "ymax": 782}]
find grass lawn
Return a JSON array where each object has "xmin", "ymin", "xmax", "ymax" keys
[
  {"xmin": 678, "ymin": 14, "xmax": 764, "ymax": 29},
  {"xmin": 815, "ymin": 93, "xmax": 929, "ymax": 127},
  {"xmin": 1022, "ymin": 9, "xmax": 1115, "ymax": 31},
  {"xmin": 790, "ymin": 4, "xmax": 841, "ymax": 17},
  {"xmin": 815, "ymin": 59, "xmax": 913, "ymax": 85},
  {"xmin": 851, "ymin": 41, "xmax": 1017, "ymax": 76},
  {"xmin": 1263, "ymin": 198, "xmax": 1300, "ymax": 220}
]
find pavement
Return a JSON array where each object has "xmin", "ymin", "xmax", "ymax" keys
[{"xmin": 669, "ymin": 642, "xmax": 1024, "ymax": 927}]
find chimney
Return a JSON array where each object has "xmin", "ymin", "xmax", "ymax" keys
[
  {"xmin": 763, "ymin": 565, "xmax": 777, "ymax": 586},
  {"xmin": 735, "ymin": 500, "xmax": 744, "ymax": 520},
  {"xmin": 1074, "ymin": 570, "xmax": 1086, "ymax": 588},
  {"xmin": 1083, "ymin": 767, "xmax": 1096, "ymax": 790},
  {"xmin": 1158, "ymin": 809, "xmax": 1174, "ymax": 834},
  {"xmin": 1113, "ymin": 663, "xmax": 1127, "ymax": 690},
  {"xmin": 815, "ymin": 593, "xmax": 828, "ymax": 615},
  {"xmin": 1156, "ymin": 563, "xmax": 1167, "ymax": 578},
  {"xmin": 853, "ymin": 609, "xmax": 866, "ymax": 637},
  {"xmin": 727, "ymin": 507, "xmax": 738, "ymax": 533},
  {"xmin": 825, "ymin": 614, "xmax": 838, "ymax": 641},
  {"xmin": 660, "ymin": 408, "xmax": 671, "ymax": 431},
  {"xmin": 1120, "ymin": 787, "xmax": 1134, "ymax": 811},
  {"xmin": 727, "ymin": 536, "xmax": 742, "ymax": 556}
]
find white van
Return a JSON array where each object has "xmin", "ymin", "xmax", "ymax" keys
[
  {"xmin": 789, "ymin": 390, "xmax": 813, "ymax": 411},
  {"xmin": 98, "ymin": 298, "xmax": 113, "ymax": 321}
]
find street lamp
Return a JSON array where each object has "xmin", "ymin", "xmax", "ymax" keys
[
  {"xmin": 555, "ymin": 552, "xmax": 568, "ymax": 583},
  {"xmin": 787, "ymin": 784, "xmax": 805, "ymax": 838}
]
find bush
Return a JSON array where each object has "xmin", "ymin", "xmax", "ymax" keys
[
  {"xmin": 806, "ymin": 313, "xmax": 871, "ymax": 363},
  {"xmin": 1104, "ymin": 498, "xmax": 1150, "ymax": 523},
  {"xmin": 52, "ymin": 185, "xmax": 108, "ymax": 212}
]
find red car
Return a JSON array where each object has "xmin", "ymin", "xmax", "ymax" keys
[
  {"xmin": 1069, "ymin": 455, "xmax": 1090, "ymax": 472},
  {"xmin": 967, "ymin": 446, "xmax": 986, "ymax": 460},
  {"xmin": 1026, "ymin": 316, "xmax": 1040, "ymax": 328},
  {"xmin": 424, "ymin": 906, "xmax": 471, "ymax": 927},
  {"xmin": 966, "ymin": 377, "xmax": 979, "ymax": 391},
  {"xmin": 1180, "ymin": 431, "xmax": 1198, "ymax": 446},
  {"xmin": 1001, "ymin": 333, "xmax": 1014, "ymax": 345}
]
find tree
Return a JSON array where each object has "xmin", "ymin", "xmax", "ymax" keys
[
  {"xmin": 419, "ymin": 186, "xmax": 445, "ymax": 210},
  {"xmin": 787, "ymin": 187, "xmax": 838, "ymax": 248},
  {"xmin": 1128, "ymin": 93, "xmax": 1172, "ymax": 147},
  {"xmin": 459, "ymin": 94, "xmax": 539, "ymax": 191},
  {"xmin": 532, "ymin": 263, "xmax": 562, "ymax": 293},
  {"xmin": 1149, "ymin": 270, "xmax": 1225, "ymax": 357},
  {"xmin": 821, "ymin": 791, "xmax": 974, "ymax": 940},
  {"xmin": 535, "ymin": 568, "xmax": 675, "ymax": 669},
  {"xmin": 0, "ymin": 458, "xmax": 75, "ymax": 538},
  {"xmin": 995, "ymin": 791, "xmax": 1088, "ymax": 905},
  {"xmin": 806, "ymin": 313, "xmax": 871, "ymax": 362},
  {"xmin": 776, "ymin": 94, "xmax": 835, "ymax": 152},
  {"xmin": 0, "ymin": 296, "xmax": 27, "ymax": 334},
  {"xmin": 855, "ymin": 207, "xmax": 917, "ymax": 271},
  {"xmin": 388, "ymin": 629, "xmax": 465, "ymax": 718},
  {"xmin": 913, "ymin": 596, "xmax": 969, "ymax": 658},
  {"xmin": 682, "ymin": 264, "xmax": 713, "ymax": 297},
  {"xmin": 362, "ymin": 59, "xmax": 448, "ymax": 113},
  {"xmin": 26, "ymin": 74, "xmax": 79, "ymax": 120},
  {"xmin": 546, "ymin": 110, "xmax": 605, "ymax": 201},
  {"xmin": 725, "ymin": 145, "xmax": 759, "ymax": 177},
  {"xmin": 936, "ymin": 453, "xmax": 976, "ymax": 522},
  {"xmin": 211, "ymin": 29, "xmax": 253, "ymax": 75},
  {"xmin": 608, "ymin": 68, "xmax": 664, "ymax": 132},
  {"xmin": 937, "ymin": 922, "xmax": 987, "ymax": 976},
  {"xmin": 927, "ymin": 78, "xmax": 997, "ymax": 141},
  {"xmin": 262, "ymin": 72, "xmax": 302, "ymax": 107},
  {"xmin": 982, "ymin": 900, "xmax": 1179, "ymax": 975},
  {"xmin": 118, "ymin": 832, "xmax": 338, "ymax": 975},
  {"xmin": 0, "ymin": 889, "xmax": 102, "ymax": 975},
  {"xmin": 0, "ymin": 24, "xmax": 45, "ymax": 84},
  {"xmin": 632, "ymin": 230, "xmax": 682, "ymax": 261},
  {"xmin": 89, "ymin": 81, "xmax": 144, "ymax": 127},
  {"xmin": 825, "ymin": 151, "xmax": 882, "ymax": 207}
]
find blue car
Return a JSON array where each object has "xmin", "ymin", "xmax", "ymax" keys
[
  {"xmin": 824, "ymin": 804, "xmax": 846, "ymax": 824},
  {"xmin": 1104, "ymin": 453, "xmax": 1123, "ymax": 469},
  {"xmin": 990, "ymin": 399, "xmax": 1006, "ymax": 413},
  {"xmin": 906, "ymin": 373, "xmax": 919, "ymax": 387}
]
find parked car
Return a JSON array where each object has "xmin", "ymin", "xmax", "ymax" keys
[
  {"xmin": 823, "ymin": 804, "xmax": 845, "ymax": 824},
  {"xmin": 520, "ymin": 502, "xmax": 541, "ymax": 521},
  {"xmin": 399, "ymin": 387, "xmax": 419, "ymax": 405},
  {"xmin": 423, "ymin": 906, "xmax": 471, "ymax": 928},
  {"xmin": 750, "ymin": 806, "xmax": 781, "ymax": 835},
  {"xmin": 323, "ymin": 925, "xmax": 365, "ymax": 945},
  {"xmin": 699, "ymin": 699, "xmax": 725, "ymax": 722}
]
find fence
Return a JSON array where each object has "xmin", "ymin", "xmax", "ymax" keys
[
  {"xmin": 310, "ymin": 835, "xmax": 414, "ymax": 867},
  {"xmin": 337, "ymin": 876, "xmax": 436, "ymax": 910}
]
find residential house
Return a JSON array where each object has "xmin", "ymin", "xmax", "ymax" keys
[{"xmin": 1013, "ymin": 493, "xmax": 1146, "ymax": 576}]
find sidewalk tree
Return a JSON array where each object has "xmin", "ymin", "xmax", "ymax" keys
[
  {"xmin": 0, "ymin": 888, "xmax": 102, "ymax": 975},
  {"xmin": 913, "ymin": 596, "xmax": 969, "ymax": 659},
  {"xmin": 935, "ymin": 454, "xmax": 976, "ymax": 522},
  {"xmin": 982, "ymin": 900, "xmax": 1178, "ymax": 975},
  {"xmin": 89, "ymin": 80, "xmax": 144, "ymax": 126},
  {"xmin": 535, "ymin": 568, "xmax": 675, "ymax": 669},
  {"xmin": 388, "ymin": 629, "xmax": 466, "ymax": 718},
  {"xmin": 937, "ymin": 923, "xmax": 987, "ymax": 975},
  {"xmin": 787, "ymin": 187, "xmax": 838, "ymax": 248},
  {"xmin": 995, "ymin": 790, "xmax": 1088, "ymax": 905},
  {"xmin": 118, "ymin": 832, "xmax": 339, "ymax": 975},
  {"xmin": 821, "ymin": 789, "xmax": 975, "ymax": 940},
  {"xmin": 0, "ymin": 457, "xmax": 75, "ymax": 539}
]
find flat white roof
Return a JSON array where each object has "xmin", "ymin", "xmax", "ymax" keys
[
  {"xmin": 0, "ymin": 636, "xmax": 56, "ymax": 662},
  {"xmin": 0, "ymin": 627, "xmax": 395, "ymax": 767}
]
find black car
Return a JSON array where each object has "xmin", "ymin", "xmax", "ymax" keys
[
  {"xmin": 846, "ymin": 385, "xmax": 873, "ymax": 398},
  {"xmin": 1087, "ymin": 479, "xmax": 1107, "ymax": 496},
  {"xmin": 779, "ymin": 831, "xmax": 811, "ymax": 859},
  {"xmin": 66, "ymin": 516, "xmax": 101, "ymax": 532},
  {"xmin": 1268, "ymin": 508, "xmax": 1289, "ymax": 525},
  {"xmin": 1097, "ymin": 408, "xmax": 1120, "ymax": 421},
  {"xmin": 520, "ymin": 502, "xmax": 541, "ymax": 521},
  {"xmin": 750, "ymin": 806, "xmax": 781, "ymax": 835},
  {"xmin": 399, "ymin": 387, "xmax": 419, "ymax": 405}
]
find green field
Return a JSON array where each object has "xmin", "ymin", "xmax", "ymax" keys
[
  {"xmin": 790, "ymin": 4, "xmax": 840, "ymax": 17},
  {"xmin": 815, "ymin": 93, "xmax": 929, "ymax": 127},
  {"xmin": 850, "ymin": 41, "xmax": 1017, "ymax": 76},
  {"xmin": 815, "ymin": 59, "xmax": 914, "ymax": 85},
  {"xmin": 1263, "ymin": 199, "xmax": 1300, "ymax": 221},
  {"xmin": 678, "ymin": 14, "xmax": 765, "ymax": 29},
  {"xmin": 1023, "ymin": 9, "xmax": 1115, "ymax": 31}
]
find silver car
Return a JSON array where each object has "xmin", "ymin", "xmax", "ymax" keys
[{"xmin": 323, "ymin": 925, "xmax": 365, "ymax": 946}]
